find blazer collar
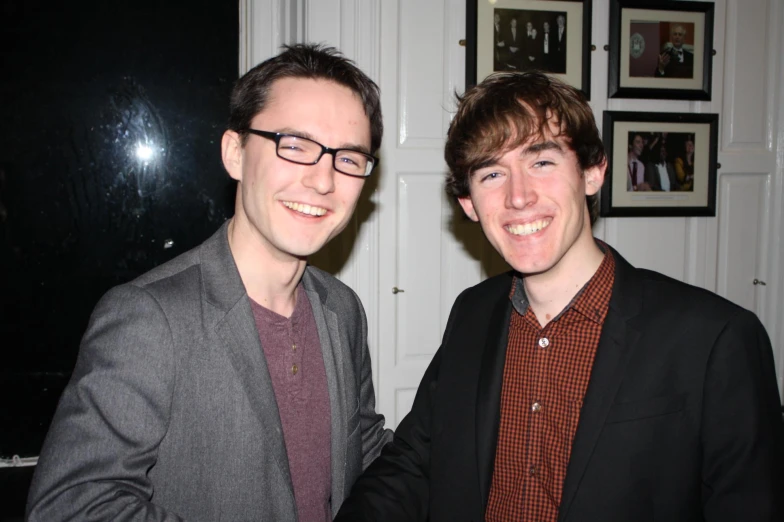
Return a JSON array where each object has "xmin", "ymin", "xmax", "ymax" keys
[
  {"xmin": 558, "ymin": 245, "xmax": 644, "ymax": 521},
  {"xmin": 198, "ymin": 221, "xmax": 247, "ymax": 314},
  {"xmin": 301, "ymin": 265, "xmax": 329, "ymax": 305},
  {"xmin": 198, "ymin": 221, "xmax": 331, "ymax": 313}
]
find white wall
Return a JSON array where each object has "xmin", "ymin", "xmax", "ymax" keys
[{"xmin": 242, "ymin": 0, "xmax": 784, "ymax": 423}]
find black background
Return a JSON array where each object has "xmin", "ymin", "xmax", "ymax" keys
[{"xmin": 0, "ymin": 1, "xmax": 238, "ymax": 516}]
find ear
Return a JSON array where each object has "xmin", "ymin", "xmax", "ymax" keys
[
  {"xmin": 584, "ymin": 159, "xmax": 606, "ymax": 196},
  {"xmin": 457, "ymin": 195, "xmax": 479, "ymax": 222},
  {"xmin": 221, "ymin": 130, "xmax": 243, "ymax": 182}
]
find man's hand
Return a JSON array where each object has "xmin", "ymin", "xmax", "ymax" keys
[{"xmin": 658, "ymin": 52, "xmax": 671, "ymax": 74}]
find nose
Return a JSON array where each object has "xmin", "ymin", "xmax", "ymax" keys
[
  {"xmin": 506, "ymin": 169, "xmax": 536, "ymax": 209},
  {"xmin": 301, "ymin": 153, "xmax": 336, "ymax": 195}
]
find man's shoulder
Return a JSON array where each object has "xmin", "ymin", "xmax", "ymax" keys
[
  {"xmin": 634, "ymin": 266, "xmax": 755, "ymax": 322},
  {"xmin": 91, "ymin": 247, "xmax": 204, "ymax": 323},
  {"xmin": 104, "ymin": 228, "xmax": 225, "ymax": 311},
  {"xmin": 129, "ymin": 223, "xmax": 229, "ymax": 293},
  {"xmin": 130, "ymin": 246, "xmax": 202, "ymax": 290}
]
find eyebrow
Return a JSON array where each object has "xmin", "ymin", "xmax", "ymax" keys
[
  {"xmin": 275, "ymin": 127, "xmax": 371, "ymax": 154},
  {"xmin": 470, "ymin": 140, "xmax": 565, "ymax": 175},
  {"xmin": 521, "ymin": 140, "xmax": 564, "ymax": 156},
  {"xmin": 471, "ymin": 157, "xmax": 501, "ymax": 173}
]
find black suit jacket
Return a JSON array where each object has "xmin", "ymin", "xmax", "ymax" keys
[
  {"xmin": 645, "ymin": 161, "xmax": 680, "ymax": 191},
  {"xmin": 552, "ymin": 26, "xmax": 567, "ymax": 72},
  {"xmin": 502, "ymin": 26, "xmax": 524, "ymax": 69},
  {"xmin": 336, "ymin": 246, "xmax": 783, "ymax": 522},
  {"xmin": 656, "ymin": 47, "xmax": 695, "ymax": 78}
]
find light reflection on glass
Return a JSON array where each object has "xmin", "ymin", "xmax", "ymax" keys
[{"xmin": 135, "ymin": 143, "xmax": 154, "ymax": 161}]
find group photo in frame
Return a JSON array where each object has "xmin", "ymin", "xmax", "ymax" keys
[
  {"xmin": 465, "ymin": 0, "xmax": 592, "ymax": 97},
  {"xmin": 601, "ymin": 111, "xmax": 718, "ymax": 217},
  {"xmin": 608, "ymin": 0, "xmax": 714, "ymax": 100}
]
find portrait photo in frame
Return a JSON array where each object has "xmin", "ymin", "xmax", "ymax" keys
[
  {"xmin": 465, "ymin": 0, "xmax": 592, "ymax": 97},
  {"xmin": 608, "ymin": 0, "xmax": 714, "ymax": 100},
  {"xmin": 601, "ymin": 111, "xmax": 718, "ymax": 217}
]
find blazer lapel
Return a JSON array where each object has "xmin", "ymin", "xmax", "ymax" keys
[
  {"xmin": 475, "ymin": 281, "xmax": 514, "ymax": 511},
  {"xmin": 302, "ymin": 269, "xmax": 348, "ymax": 516},
  {"xmin": 558, "ymin": 249, "xmax": 643, "ymax": 522},
  {"xmin": 216, "ymin": 305, "xmax": 293, "ymax": 491},
  {"xmin": 200, "ymin": 222, "xmax": 294, "ymax": 505}
]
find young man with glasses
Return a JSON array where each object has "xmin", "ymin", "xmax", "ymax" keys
[{"xmin": 27, "ymin": 44, "xmax": 392, "ymax": 522}]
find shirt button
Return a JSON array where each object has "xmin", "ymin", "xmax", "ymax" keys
[
  {"xmin": 529, "ymin": 466, "xmax": 537, "ymax": 476},
  {"xmin": 292, "ymin": 364, "xmax": 298, "ymax": 375},
  {"xmin": 292, "ymin": 343, "xmax": 297, "ymax": 351},
  {"xmin": 531, "ymin": 402, "xmax": 542, "ymax": 413},
  {"xmin": 538, "ymin": 337, "xmax": 550, "ymax": 348}
]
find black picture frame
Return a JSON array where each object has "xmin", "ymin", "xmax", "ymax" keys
[
  {"xmin": 608, "ymin": 0, "xmax": 714, "ymax": 100},
  {"xmin": 466, "ymin": 0, "xmax": 592, "ymax": 98},
  {"xmin": 601, "ymin": 111, "xmax": 719, "ymax": 217}
]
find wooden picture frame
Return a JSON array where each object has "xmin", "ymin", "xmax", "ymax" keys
[
  {"xmin": 601, "ymin": 111, "xmax": 718, "ymax": 217},
  {"xmin": 608, "ymin": 0, "xmax": 714, "ymax": 100},
  {"xmin": 466, "ymin": 0, "xmax": 592, "ymax": 97}
]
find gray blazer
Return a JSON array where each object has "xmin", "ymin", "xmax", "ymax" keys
[{"xmin": 26, "ymin": 222, "xmax": 392, "ymax": 521}]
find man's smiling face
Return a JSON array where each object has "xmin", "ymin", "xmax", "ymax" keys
[
  {"xmin": 457, "ymin": 121, "xmax": 604, "ymax": 277},
  {"xmin": 224, "ymin": 77, "xmax": 370, "ymax": 261}
]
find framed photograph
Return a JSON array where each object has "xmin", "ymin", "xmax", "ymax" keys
[
  {"xmin": 601, "ymin": 111, "xmax": 718, "ymax": 217},
  {"xmin": 608, "ymin": 0, "xmax": 714, "ymax": 100},
  {"xmin": 466, "ymin": 0, "xmax": 592, "ymax": 97}
]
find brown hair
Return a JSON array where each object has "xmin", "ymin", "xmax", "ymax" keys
[
  {"xmin": 228, "ymin": 43, "xmax": 383, "ymax": 153},
  {"xmin": 444, "ymin": 71, "xmax": 605, "ymax": 224}
]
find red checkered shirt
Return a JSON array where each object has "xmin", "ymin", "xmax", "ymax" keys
[{"xmin": 485, "ymin": 248, "xmax": 615, "ymax": 522}]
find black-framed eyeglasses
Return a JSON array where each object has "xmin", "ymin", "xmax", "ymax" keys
[{"xmin": 245, "ymin": 129, "xmax": 378, "ymax": 177}]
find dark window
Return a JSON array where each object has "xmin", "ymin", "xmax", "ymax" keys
[{"xmin": 0, "ymin": 0, "xmax": 238, "ymax": 477}]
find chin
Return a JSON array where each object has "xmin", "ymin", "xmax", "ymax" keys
[
  {"xmin": 504, "ymin": 249, "xmax": 558, "ymax": 275},
  {"xmin": 276, "ymin": 238, "xmax": 327, "ymax": 259}
]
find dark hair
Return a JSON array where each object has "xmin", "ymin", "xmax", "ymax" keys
[
  {"xmin": 228, "ymin": 43, "xmax": 383, "ymax": 153},
  {"xmin": 444, "ymin": 71, "xmax": 605, "ymax": 225}
]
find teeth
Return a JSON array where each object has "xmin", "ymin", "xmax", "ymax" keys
[
  {"xmin": 506, "ymin": 219, "xmax": 551, "ymax": 236},
  {"xmin": 282, "ymin": 201, "xmax": 327, "ymax": 216}
]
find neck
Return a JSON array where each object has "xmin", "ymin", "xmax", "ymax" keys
[
  {"xmin": 227, "ymin": 216, "xmax": 307, "ymax": 317},
  {"xmin": 523, "ymin": 228, "xmax": 604, "ymax": 327}
]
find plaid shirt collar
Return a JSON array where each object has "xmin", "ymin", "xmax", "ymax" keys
[{"xmin": 509, "ymin": 240, "xmax": 615, "ymax": 325}]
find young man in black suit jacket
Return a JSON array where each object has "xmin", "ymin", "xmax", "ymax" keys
[{"xmin": 336, "ymin": 71, "xmax": 783, "ymax": 521}]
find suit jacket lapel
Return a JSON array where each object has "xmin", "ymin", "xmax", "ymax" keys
[
  {"xmin": 302, "ymin": 268, "xmax": 348, "ymax": 516},
  {"xmin": 216, "ymin": 304, "xmax": 293, "ymax": 491},
  {"xmin": 475, "ymin": 278, "xmax": 514, "ymax": 511},
  {"xmin": 558, "ymin": 248, "xmax": 643, "ymax": 521},
  {"xmin": 200, "ymin": 222, "xmax": 294, "ymax": 505}
]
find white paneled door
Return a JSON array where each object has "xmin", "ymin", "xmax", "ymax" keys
[{"xmin": 375, "ymin": 0, "xmax": 493, "ymax": 427}]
